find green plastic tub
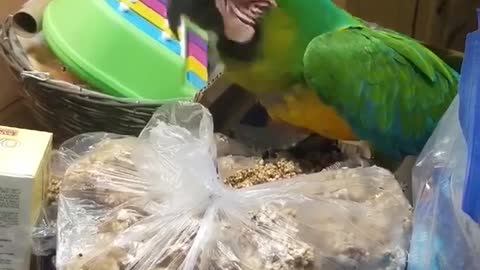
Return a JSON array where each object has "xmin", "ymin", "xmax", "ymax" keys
[{"xmin": 42, "ymin": 0, "xmax": 209, "ymax": 101}]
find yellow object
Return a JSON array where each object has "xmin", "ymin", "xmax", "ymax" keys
[
  {"xmin": 186, "ymin": 56, "xmax": 208, "ymax": 81},
  {"xmin": 0, "ymin": 125, "xmax": 52, "ymax": 270},
  {"xmin": 119, "ymin": 0, "xmax": 174, "ymax": 37}
]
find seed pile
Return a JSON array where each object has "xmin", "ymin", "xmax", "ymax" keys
[
  {"xmin": 47, "ymin": 176, "xmax": 62, "ymax": 204},
  {"xmin": 224, "ymin": 159, "xmax": 303, "ymax": 188},
  {"xmin": 246, "ymin": 205, "xmax": 315, "ymax": 270},
  {"xmin": 224, "ymin": 150, "xmax": 345, "ymax": 189}
]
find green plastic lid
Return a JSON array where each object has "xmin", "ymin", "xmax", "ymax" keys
[{"xmin": 42, "ymin": 0, "xmax": 209, "ymax": 101}]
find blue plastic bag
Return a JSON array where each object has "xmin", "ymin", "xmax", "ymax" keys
[{"xmin": 408, "ymin": 11, "xmax": 480, "ymax": 270}]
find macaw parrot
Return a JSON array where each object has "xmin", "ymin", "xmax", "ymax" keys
[{"xmin": 166, "ymin": 0, "xmax": 459, "ymax": 165}]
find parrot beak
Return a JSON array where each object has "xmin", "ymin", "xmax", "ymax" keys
[{"xmin": 167, "ymin": 0, "xmax": 191, "ymax": 39}]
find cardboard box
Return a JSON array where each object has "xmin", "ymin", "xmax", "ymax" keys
[
  {"xmin": 0, "ymin": 1, "xmax": 26, "ymax": 18},
  {"xmin": 0, "ymin": 100, "xmax": 40, "ymax": 131},
  {"xmin": 0, "ymin": 125, "xmax": 52, "ymax": 270},
  {"xmin": 0, "ymin": 56, "xmax": 22, "ymax": 112},
  {"xmin": 0, "ymin": 0, "xmax": 41, "ymax": 130},
  {"xmin": 0, "ymin": 0, "xmax": 26, "ymax": 111}
]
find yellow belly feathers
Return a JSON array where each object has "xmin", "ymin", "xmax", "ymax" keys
[
  {"xmin": 222, "ymin": 9, "xmax": 357, "ymax": 141},
  {"xmin": 266, "ymin": 88, "xmax": 357, "ymax": 141},
  {"xmin": 226, "ymin": 65, "xmax": 356, "ymax": 140}
]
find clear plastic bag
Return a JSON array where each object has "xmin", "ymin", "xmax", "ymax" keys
[
  {"xmin": 408, "ymin": 95, "xmax": 480, "ymax": 269},
  {"xmin": 30, "ymin": 132, "xmax": 132, "ymax": 255},
  {"xmin": 32, "ymin": 203, "xmax": 57, "ymax": 257},
  {"xmin": 55, "ymin": 101, "xmax": 412, "ymax": 270},
  {"xmin": 407, "ymin": 97, "xmax": 479, "ymax": 270},
  {"xmin": 408, "ymin": 13, "xmax": 480, "ymax": 270},
  {"xmin": 32, "ymin": 130, "xmax": 255, "ymax": 255}
]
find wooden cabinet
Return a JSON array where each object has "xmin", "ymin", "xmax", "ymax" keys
[
  {"xmin": 414, "ymin": 0, "xmax": 479, "ymax": 52},
  {"xmin": 344, "ymin": 0, "xmax": 479, "ymax": 51},
  {"xmin": 346, "ymin": 0, "xmax": 417, "ymax": 36}
]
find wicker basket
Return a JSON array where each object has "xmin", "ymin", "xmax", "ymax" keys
[{"xmin": 0, "ymin": 16, "xmax": 223, "ymax": 142}]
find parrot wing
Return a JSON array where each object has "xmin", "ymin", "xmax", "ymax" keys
[
  {"xmin": 360, "ymin": 18, "xmax": 464, "ymax": 73},
  {"xmin": 303, "ymin": 26, "xmax": 458, "ymax": 159},
  {"xmin": 419, "ymin": 43, "xmax": 464, "ymax": 73}
]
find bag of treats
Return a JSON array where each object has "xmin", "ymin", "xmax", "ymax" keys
[{"xmin": 55, "ymin": 102, "xmax": 412, "ymax": 270}]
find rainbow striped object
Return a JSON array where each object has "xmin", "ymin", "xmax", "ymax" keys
[{"xmin": 112, "ymin": 0, "xmax": 209, "ymax": 89}]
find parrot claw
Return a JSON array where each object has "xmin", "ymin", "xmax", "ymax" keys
[{"xmin": 337, "ymin": 140, "xmax": 373, "ymax": 160}]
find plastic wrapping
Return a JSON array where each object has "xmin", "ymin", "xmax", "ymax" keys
[
  {"xmin": 408, "ymin": 12, "xmax": 480, "ymax": 270},
  {"xmin": 32, "ymin": 204, "xmax": 57, "ymax": 256},
  {"xmin": 408, "ymin": 97, "xmax": 480, "ymax": 269},
  {"xmin": 214, "ymin": 133, "xmax": 259, "ymax": 158},
  {"xmin": 55, "ymin": 101, "xmax": 412, "ymax": 270},
  {"xmin": 30, "ymin": 132, "xmax": 130, "ymax": 254}
]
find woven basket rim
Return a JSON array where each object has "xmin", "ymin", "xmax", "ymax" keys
[{"xmin": 0, "ymin": 16, "xmax": 224, "ymax": 106}]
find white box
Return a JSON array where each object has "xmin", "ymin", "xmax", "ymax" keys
[{"xmin": 0, "ymin": 126, "xmax": 52, "ymax": 270}]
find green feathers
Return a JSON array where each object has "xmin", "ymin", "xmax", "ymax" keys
[{"xmin": 303, "ymin": 26, "xmax": 458, "ymax": 159}]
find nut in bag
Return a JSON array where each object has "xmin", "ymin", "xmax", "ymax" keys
[{"xmin": 56, "ymin": 102, "xmax": 412, "ymax": 270}]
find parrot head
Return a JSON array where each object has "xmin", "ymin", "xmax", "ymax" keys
[{"xmin": 167, "ymin": 0, "xmax": 278, "ymax": 44}]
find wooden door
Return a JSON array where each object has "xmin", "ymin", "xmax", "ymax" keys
[
  {"xmin": 414, "ymin": 0, "xmax": 479, "ymax": 51},
  {"xmin": 345, "ymin": 0, "xmax": 418, "ymax": 36}
]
